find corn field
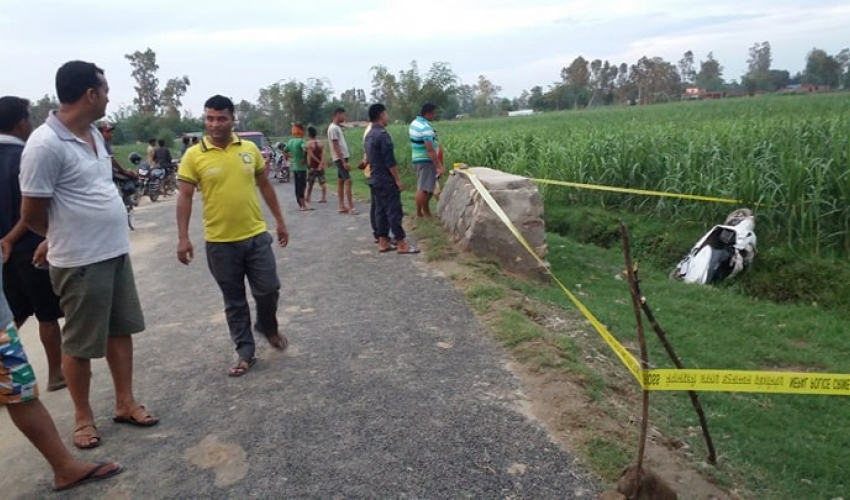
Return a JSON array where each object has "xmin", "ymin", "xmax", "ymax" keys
[{"xmin": 421, "ymin": 94, "xmax": 850, "ymax": 258}]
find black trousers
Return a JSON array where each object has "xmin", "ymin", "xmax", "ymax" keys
[
  {"xmin": 374, "ymin": 183, "xmax": 405, "ymax": 240},
  {"xmin": 205, "ymin": 232, "xmax": 280, "ymax": 361},
  {"xmin": 294, "ymin": 171, "xmax": 307, "ymax": 207}
]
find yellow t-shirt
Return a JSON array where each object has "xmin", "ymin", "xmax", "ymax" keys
[
  {"xmin": 178, "ymin": 134, "xmax": 267, "ymax": 242},
  {"xmin": 363, "ymin": 124, "xmax": 373, "ymax": 178}
]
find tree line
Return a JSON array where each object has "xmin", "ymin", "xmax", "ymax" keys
[{"xmin": 22, "ymin": 44, "xmax": 850, "ymax": 145}]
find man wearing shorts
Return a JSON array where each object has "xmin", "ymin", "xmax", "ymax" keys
[
  {"xmin": 0, "ymin": 250, "xmax": 122, "ymax": 491},
  {"xmin": 408, "ymin": 103, "xmax": 445, "ymax": 217},
  {"xmin": 328, "ymin": 107, "xmax": 355, "ymax": 214},
  {"xmin": 0, "ymin": 96, "xmax": 65, "ymax": 392},
  {"xmin": 20, "ymin": 61, "xmax": 158, "ymax": 450}
]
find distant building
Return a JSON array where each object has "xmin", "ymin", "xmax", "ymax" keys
[
  {"xmin": 507, "ymin": 109, "xmax": 534, "ymax": 117},
  {"xmin": 784, "ymin": 83, "xmax": 831, "ymax": 93},
  {"xmin": 682, "ymin": 88, "xmax": 725, "ymax": 100}
]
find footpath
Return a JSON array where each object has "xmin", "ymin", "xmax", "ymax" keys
[{"xmin": 0, "ymin": 181, "xmax": 598, "ymax": 499}]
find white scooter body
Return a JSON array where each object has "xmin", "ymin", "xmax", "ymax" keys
[{"xmin": 672, "ymin": 211, "xmax": 757, "ymax": 285}]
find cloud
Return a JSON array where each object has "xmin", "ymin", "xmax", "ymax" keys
[{"xmin": 1, "ymin": 0, "xmax": 848, "ymax": 116}]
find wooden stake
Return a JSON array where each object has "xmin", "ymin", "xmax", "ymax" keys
[
  {"xmin": 620, "ymin": 222, "xmax": 650, "ymax": 497},
  {"xmin": 631, "ymin": 266, "xmax": 718, "ymax": 465}
]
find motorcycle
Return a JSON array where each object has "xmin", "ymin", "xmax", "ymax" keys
[
  {"xmin": 670, "ymin": 208, "xmax": 757, "ymax": 285},
  {"xmin": 130, "ymin": 152, "xmax": 166, "ymax": 202},
  {"xmin": 113, "ymin": 172, "xmax": 138, "ymax": 230},
  {"xmin": 160, "ymin": 159, "xmax": 179, "ymax": 196},
  {"xmin": 270, "ymin": 143, "xmax": 290, "ymax": 183}
]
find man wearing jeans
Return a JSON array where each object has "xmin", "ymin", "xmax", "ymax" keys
[
  {"xmin": 365, "ymin": 104, "xmax": 419, "ymax": 255},
  {"xmin": 176, "ymin": 95, "xmax": 290, "ymax": 377}
]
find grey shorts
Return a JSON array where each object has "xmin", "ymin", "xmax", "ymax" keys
[
  {"xmin": 336, "ymin": 159, "xmax": 351, "ymax": 180},
  {"xmin": 415, "ymin": 162, "xmax": 437, "ymax": 193},
  {"xmin": 50, "ymin": 254, "xmax": 145, "ymax": 359}
]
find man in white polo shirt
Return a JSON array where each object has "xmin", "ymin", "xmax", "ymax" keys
[{"xmin": 20, "ymin": 60, "xmax": 158, "ymax": 450}]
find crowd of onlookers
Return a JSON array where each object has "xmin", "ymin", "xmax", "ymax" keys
[{"xmin": 0, "ymin": 56, "xmax": 448, "ymax": 493}]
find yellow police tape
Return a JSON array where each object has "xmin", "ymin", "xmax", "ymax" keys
[
  {"xmin": 530, "ymin": 177, "xmax": 743, "ymax": 205},
  {"xmin": 461, "ymin": 170, "xmax": 643, "ymax": 384},
  {"xmin": 458, "ymin": 169, "xmax": 850, "ymax": 396},
  {"xmin": 643, "ymin": 369, "xmax": 850, "ymax": 396}
]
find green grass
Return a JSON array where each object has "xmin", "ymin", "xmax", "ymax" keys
[
  {"xmin": 585, "ymin": 436, "xmax": 632, "ymax": 481},
  {"xmin": 492, "ymin": 309, "xmax": 545, "ymax": 348},
  {"xmin": 345, "ymin": 94, "xmax": 850, "ymax": 259},
  {"xmin": 519, "ymin": 232, "xmax": 850, "ymax": 498},
  {"xmin": 112, "ymin": 143, "xmax": 180, "ymax": 171},
  {"xmin": 464, "ymin": 283, "xmax": 507, "ymax": 312},
  {"xmin": 336, "ymin": 104, "xmax": 850, "ymax": 495}
]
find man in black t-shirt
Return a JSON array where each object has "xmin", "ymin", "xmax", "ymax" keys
[{"xmin": 0, "ymin": 96, "xmax": 65, "ymax": 391}]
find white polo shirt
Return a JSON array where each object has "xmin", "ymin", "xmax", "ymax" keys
[{"xmin": 19, "ymin": 111, "xmax": 129, "ymax": 268}]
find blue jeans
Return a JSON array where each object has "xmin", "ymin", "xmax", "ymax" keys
[
  {"xmin": 374, "ymin": 183, "xmax": 405, "ymax": 241},
  {"xmin": 206, "ymin": 232, "xmax": 280, "ymax": 360}
]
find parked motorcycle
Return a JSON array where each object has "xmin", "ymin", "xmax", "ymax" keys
[
  {"xmin": 129, "ymin": 152, "xmax": 165, "ymax": 202},
  {"xmin": 113, "ymin": 172, "xmax": 138, "ymax": 230},
  {"xmin": 670, "ymin": 208, "xmax": 757, "ymax": 285}
]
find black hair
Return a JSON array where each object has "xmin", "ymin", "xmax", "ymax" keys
[
  {"xmin": 192, "ymin": 136, "xmax": 199, "ymax": 143},
  {"xmin": 55, "ymin": 61, "xmax": 105, "ymax": 104},
  {"xmin": 307, "ymin": 126, "xmax": 317, "ymax": 138},
  {"xmin": 182, "ymin": 136, "xmax": 190, "ymax": 144},
  {"xmin": 333, "ymin": 107, "xmax": 346, "ymax": 116},
  {"xmin": 0, "ymin": 96, "xmax": 30, "ymax": 133},
  {"xmin": 148, "ymin": 138, "xmax": 156, "ymax": 145},
  {"xmin": 368, "ymin": 103, "xmax": 386, "ymax": 122},
  {"xmin": 204, "ymin": 94, "xmax": 234, "ymax": 115},
  {"xmin": 420, "ymin": 102, "xmax": 437, "ymax": 116},
  {"xmin": 158, "ymin": 139, "xmax": 166, "ymax": 147}
]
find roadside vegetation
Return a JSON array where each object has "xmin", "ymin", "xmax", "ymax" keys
[{"xmin": 337, "ymin": 95, "xmax": 850, "ymax": 498}]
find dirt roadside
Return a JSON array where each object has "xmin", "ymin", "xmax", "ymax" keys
[{"xmin": 416, "ymin": 240, "xmax": 736, "ymax": 500}]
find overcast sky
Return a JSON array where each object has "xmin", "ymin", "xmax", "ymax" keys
[{"xmin": 1, "ymin": 0, "xmax": 847, "ymax": 117}]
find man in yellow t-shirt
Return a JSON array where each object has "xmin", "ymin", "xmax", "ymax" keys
[{"xmin": 176, "ymin": 95, "xmax": 290, "ymax": 377}]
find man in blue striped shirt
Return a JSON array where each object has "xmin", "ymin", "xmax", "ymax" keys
[{"xmin": 408, "ymin": 103, "xmax": 445, "ymax": 217}]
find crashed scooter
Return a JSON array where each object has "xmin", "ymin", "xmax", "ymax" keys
[{"xmin": 670, "ymin": 208, "xmax": 757, "ymax": 285}]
